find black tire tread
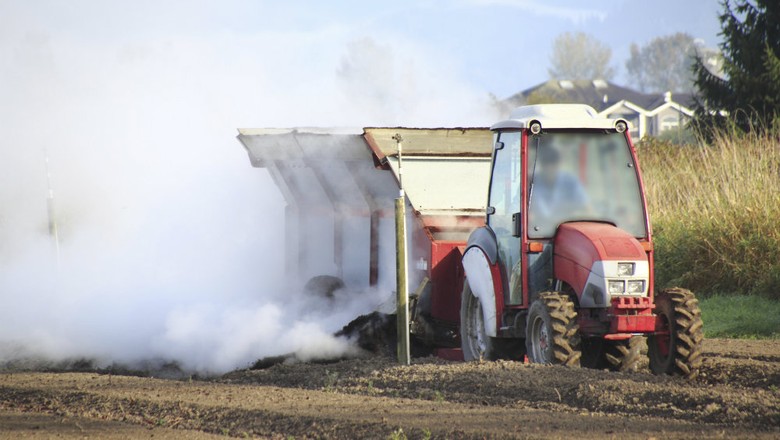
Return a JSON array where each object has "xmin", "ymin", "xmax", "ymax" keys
[
  {"xmin": 649, "ymin": 287, "xmax": 704, "ymax": 379},
  {"xmin": 538, "ymin": 292, "xmax": 581, "ymax": 367},
  {"xmin": 603, "ymin": 337, "xmax": 642, "ymax": 372}
]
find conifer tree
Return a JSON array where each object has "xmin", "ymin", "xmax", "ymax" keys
[{"xmin": 692, "ymin": 0, "xmax": 780, "ymax": 136}]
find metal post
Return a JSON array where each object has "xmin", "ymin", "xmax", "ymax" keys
[
  {"xmin": 393, "ymin": 133, "xmax": 404, "ymax": 189},
  {"xmin": 393, "ymin": 134, "xmax": 410, "ymax": 365}
]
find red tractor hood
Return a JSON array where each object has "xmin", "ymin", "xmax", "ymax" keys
[{"xmin": 554, "ymin": 222, "xmax": 646, "ymax": 270}]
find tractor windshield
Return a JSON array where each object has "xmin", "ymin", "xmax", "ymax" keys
[{"xmin": 527, "ymin": 131, "xmax": 647, "ymax": 239}]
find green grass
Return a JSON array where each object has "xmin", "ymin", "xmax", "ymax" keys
[
  {"xmin": 699, "ymin": 294, "xmax": 780, "ymax": 339},
  {"xmin": 637, "ymin": 132, "xmax": 780, "ymax": 339},
  {"xmin": 638, "ymin": 131, "xmax": 780, "ymax": 298}
]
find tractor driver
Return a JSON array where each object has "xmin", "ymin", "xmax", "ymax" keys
[{"xmin": 529, "ymin": 146, "xmax": 589, "ymax": 229}]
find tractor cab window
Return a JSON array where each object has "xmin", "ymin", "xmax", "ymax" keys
[
  {"xmin": 527, "ymin": 131, "xmax": 647, "ymax": 239},
  {"xmin": 489, "ymin": 130, "xmax": 524, "ymax": 304},
  {"xmin": 488, "ymin": 131, "xmax": 521, "ymax": 232}
]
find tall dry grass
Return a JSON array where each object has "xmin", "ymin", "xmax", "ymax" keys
[{"xmin": 638, "ymin": 131, "xmax": 780, "ymax": 298}]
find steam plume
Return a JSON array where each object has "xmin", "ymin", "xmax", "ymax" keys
[{"xmin": 0, "ymin": 6, "xmax": 499, "ymax": 373}]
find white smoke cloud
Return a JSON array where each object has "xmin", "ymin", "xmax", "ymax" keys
[{"xmin": 0, "ymin": 3, "xmax": 499, "ymax": 373}]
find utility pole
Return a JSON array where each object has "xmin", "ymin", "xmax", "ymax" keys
[{"xmin": 393, "ymin": 133, "xmax": 410, "ymax": 365}]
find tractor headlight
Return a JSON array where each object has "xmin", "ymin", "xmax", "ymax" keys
[
  {"xmin": 617, "ymin": 262, "xmax": 635, "ymax": 276},
  {"xmin": 627, "ymin": 280, "xmax": 645, "ymax": 294},
  {"xmin": 608, "ymin": 280, "xmax": 625, "ymax": 294}
]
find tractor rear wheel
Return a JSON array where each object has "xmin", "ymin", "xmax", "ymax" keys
[
  {"xmin": 582, "ymin": 337, "xmax": 642, "ymax": 372},
  {"xmin": 460, "ymin": 282, "xmax": 494, "ymax": 361},
  {"xmin": 648, "ymin": 288, "xmax": 704, "ymax": 379},
  {"xmin": 525, "ymin": 292, "xmax": 581, "ymax": 366}
]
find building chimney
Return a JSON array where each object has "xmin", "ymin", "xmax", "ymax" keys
[{"xmin": 664, "ymin": 91, "xmax": 672, "ymax": 103}]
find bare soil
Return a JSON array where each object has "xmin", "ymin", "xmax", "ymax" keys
[{"xmin": 1, "ymin": 338, "xmax": 778, "ymax": 439}]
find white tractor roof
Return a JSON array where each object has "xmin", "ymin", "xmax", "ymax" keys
[{"xmin": 490, "ymin": 104, "xmax": 629, "ymax": 131}]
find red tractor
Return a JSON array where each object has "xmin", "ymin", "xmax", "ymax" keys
[
  {"xmin": 238, "ymin": 104, "xmax": 703, "ymax": 378},
  {"xmin": 460, "ymin": 104, "xmax": 703, "ymax": 376}
]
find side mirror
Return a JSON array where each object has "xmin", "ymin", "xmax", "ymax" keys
[{"xmin": 512, "ymin": 212, "xmax": 522, "ymax": 237}]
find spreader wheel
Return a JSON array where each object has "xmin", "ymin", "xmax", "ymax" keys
[
  {"xmin": 460, "ymin": 282, "xmax": 495, "ymax": 361},
  {"xmin": 303, "ymin": 275, "xmax": 345, "ymax": 299},
  {"xmin": 525, "ymin": 292, "xmax": 581, "ymax": 366},
  {"xmin": 648, "ymin": 288, "xmax": 704, "ymax": 379}
]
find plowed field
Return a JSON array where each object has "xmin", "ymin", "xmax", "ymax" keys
[{"xmin": 1, "ymin": 338, "xmax": 778, "ymax": 439}]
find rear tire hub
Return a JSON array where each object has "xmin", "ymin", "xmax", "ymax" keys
[{"xmin": 460, "ymin": 282, "xmax": 495, "ymax": 361}]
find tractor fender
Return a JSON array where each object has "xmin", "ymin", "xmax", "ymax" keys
[
  {"xmin": 466, "ymin": 226, "xmax": 498, "ymax": 265},
  {"xmin": 462, "ymin": 246, "xmax": 500, "ymax": 337}
]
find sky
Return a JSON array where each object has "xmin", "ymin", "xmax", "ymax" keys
[
  {"xmin": 0, "ymin": 0, "xmax": 723, "ymax": 372},
  {"xmin": 0, "ymin": 1, "xmax": 726, "ymax": 131},
  {"xmin": 1, "ymin": 1, "xmax": 722, "ymax": 100}
]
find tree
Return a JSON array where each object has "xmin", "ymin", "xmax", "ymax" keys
[
  {"xmin": 692, "ymin": 0, "xmax": 780, "ymax": 136},
  {"xmin": 548, "ymin": 32, "xmax": 615, "ymax": 81},
  {"xmin": 626, "ymin": 33, "xmax": 698, "ymax": 93}
]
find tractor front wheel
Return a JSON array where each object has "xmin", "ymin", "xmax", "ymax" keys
[
  {"xmin": 648, "ymin": 288, "xmax": 704, "ymax": 379},
  {"xmin": 460, "ymin": 282, "xmax": 495, "ymax": 361},
  {"xmin": 526, "ymin": 292, "xmax": 581, "ymax": 366}
]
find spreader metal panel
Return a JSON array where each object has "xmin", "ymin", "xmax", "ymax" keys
[{"xmin": 237, "ymin": 127, "xmax": 492, "ymax": 291}]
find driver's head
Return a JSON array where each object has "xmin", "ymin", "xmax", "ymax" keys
[{"xmin": 539, "ymin": 146, "xmax": 560, "ymax": 184}]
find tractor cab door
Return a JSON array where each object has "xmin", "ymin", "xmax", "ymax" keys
[{"xmin": 487, "ymin": 131, "xmax": 523, "ymax": 305}]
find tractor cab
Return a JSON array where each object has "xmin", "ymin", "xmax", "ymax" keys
[
  {"xmin": 461, "ymin": 104, "xmax": 703, "ymax": 377},
  {"xmin": 486, "ymin": 106, "xmax": 649, "ymax": 308}
]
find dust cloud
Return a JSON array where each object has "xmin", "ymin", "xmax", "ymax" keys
[{"xmin": 0, "ymin": 5, "xmax": 499, "ymax": 373}]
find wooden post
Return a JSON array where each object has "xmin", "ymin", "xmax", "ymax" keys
[
  {"xmin": 395, "ymin": 194, "xmax": 410, "ymax": 365},
  {"xmin": 393, "ymin": 132, "xmax": 410, "ymax": 365}
]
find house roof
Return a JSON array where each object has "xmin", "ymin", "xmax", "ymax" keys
[{"xmin": 504, "ymin": 79, "xmax": 695, "ymax": 114}]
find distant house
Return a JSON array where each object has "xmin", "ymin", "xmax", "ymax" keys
[{"xmin": 504, "ymin": 79, "xmax": 695, "ymax": 140}]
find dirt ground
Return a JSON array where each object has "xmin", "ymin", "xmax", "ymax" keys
[{"xmin": 0, "ymin": 338, "xmax": 778, "ymax": 439}]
